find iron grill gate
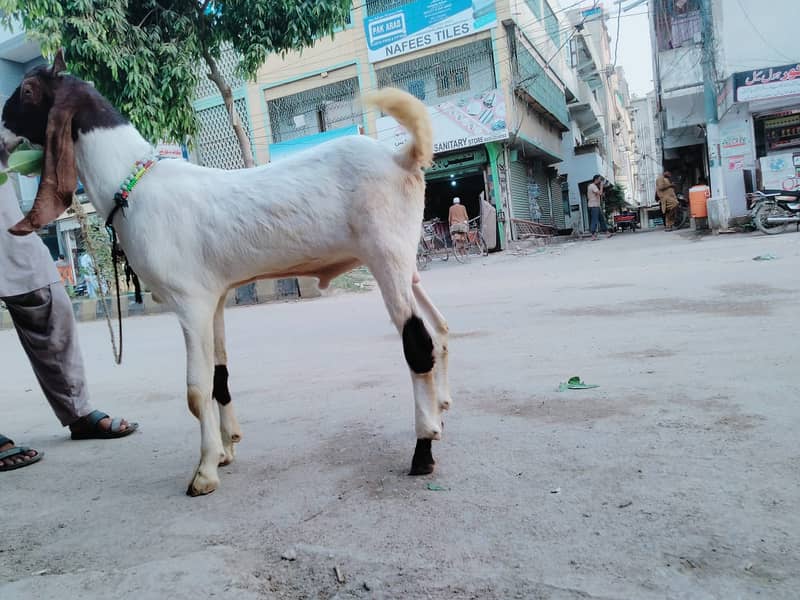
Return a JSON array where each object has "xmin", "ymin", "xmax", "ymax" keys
[
  {"xmin": 267, "ymin": 78, "xmax": 361, "ymax": 143},
  {"xmin": 195, "ymin": 98, "xmax": 254, "ymax": 170},
  {"xmin": 194, "ymin": 46, "xmax": 245, "ymax": 100},
  {"xmin": 375, "ymin": 38, "xmax": 495, "ymax": 105}
]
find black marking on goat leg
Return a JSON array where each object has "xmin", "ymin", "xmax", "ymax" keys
[
  {"xmin": 213, "ymin": 365, "xmax": 231, "ymax": 405},
  {"xmin": 408, "ymin": 439, "xmax": 435, "ymax": 476},
  {"xmin": 402, "ymin": 315, "xmax": 434, "ymax": 374}
]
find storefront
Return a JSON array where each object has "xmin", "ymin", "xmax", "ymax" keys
[
  {"xmin": 424, "ymin": 148, "xmax": 488, "ymax": 224},
  {"xmin": 375, "ymin": 86, "xmax": 510, "ymax": 249},
  {"xmin": 718, "ymin": 63, "xmax": 800, "ymax": 211}
]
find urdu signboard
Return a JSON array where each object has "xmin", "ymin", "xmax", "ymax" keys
[{"xmin": 733, "ymin": 63, "xmax": 800, "ymax": 103}]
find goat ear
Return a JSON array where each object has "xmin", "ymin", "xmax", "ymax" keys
[
  {"xmin": 8, "ymin": 99, "xmax": 77, "ymax": 235},
  {"xmin": 52, "ymin": 49, "xmax": 67, "ymax": 76}
]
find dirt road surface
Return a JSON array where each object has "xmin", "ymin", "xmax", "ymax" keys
[{"xmin": 2, "ymin": 230, "xmax": 798, "ymax": 599}]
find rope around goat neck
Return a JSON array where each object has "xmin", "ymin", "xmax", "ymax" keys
[{"xmin": 71, "ymin": 198, "xmax": 122, "ymax": 364}]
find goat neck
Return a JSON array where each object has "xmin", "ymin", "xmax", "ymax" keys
[{"xmin": 74, "ymin": 124, "xmax": 153, "ymax": 221}]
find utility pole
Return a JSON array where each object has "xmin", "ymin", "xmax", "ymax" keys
[{"xmin": 699, "ymin": 0, "xmax": 728, "ymax": 227}]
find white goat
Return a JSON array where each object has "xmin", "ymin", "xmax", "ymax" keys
[{"xmin": 2, "ymin": 51, "xmax": 451, "ymax": 496}]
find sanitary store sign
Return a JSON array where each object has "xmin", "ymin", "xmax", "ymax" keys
[
  {"xmin": 364, "ymin": 0, "xmax": 496, "ymax": 63},
  {"xmin": 376, "ymin": 87, "xmax": 508, "ymax": 154}
]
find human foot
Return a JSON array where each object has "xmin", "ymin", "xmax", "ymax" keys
[
  {"xmin": 0, "ymin": 439, "xmax": 43, "ymax": 471},
  {"xmin": 70, "ymin": 410, "xmax": 139, "ymax": 440}
]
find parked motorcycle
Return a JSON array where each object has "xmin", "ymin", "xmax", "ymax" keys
[{"xmin": 750, "ymin": 190, "xmax": 800, "ymax": 235}]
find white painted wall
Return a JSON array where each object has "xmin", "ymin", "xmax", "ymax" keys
[{"xmin": 713, "ymin": 0, "xmax": 799, "ymax": 77}]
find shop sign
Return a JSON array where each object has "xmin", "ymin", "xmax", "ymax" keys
[
  {"xmin": 427, "ymin": 148, "xmax": 488, "ymax": 173},
  {"xmin": 760, "ymin": 153, "xmax": 800, "ymax": 192},
  {"xmin": 156, "ymin": 142, "xmax": 188, "ymax": 160},
  {"xmin": 734, "ymin": 63, "xmax": 800, "ymax": 102},
  {"xmin": 376, "ymin": 87, "xmax": 508, "ymax": 154},
  {"xmin": 719, "ymin": 120, "xmax": 752, "ymax": 172},
  {"xmin": 364, "ymin": 0, "xmax": 496, "ymax": 64}
]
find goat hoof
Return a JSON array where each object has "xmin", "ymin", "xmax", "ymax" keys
[
  {"xmin": 408, "ymin": 439, "xmax": 435, "ymax": 476},
  {"xmin": 187, "ymin": 473, "xmax": 219, "ymax": 496},
  {"xmin": 219, "ymin": 451, "xmax": 235, "ymax": 467}
]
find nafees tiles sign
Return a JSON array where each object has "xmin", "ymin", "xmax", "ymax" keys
[{"xmin": 364, "ymin": 0, "xmax": 497, "ymax": 64}]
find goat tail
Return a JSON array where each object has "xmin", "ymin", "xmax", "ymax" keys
[{"xmin": 365, "ymin": 88, "xmax": 433, "ymax": 171}]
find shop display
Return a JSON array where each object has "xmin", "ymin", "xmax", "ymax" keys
[{"xmin": 764, "ymin": 112, "xmax": 800, "ymax": 153}]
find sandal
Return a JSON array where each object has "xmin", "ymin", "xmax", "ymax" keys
[
  {"xmin": 70, "ymin": 410, "xmax": 139, "ymax": 440},
  {"xmin": 0, "ymin": 436, "xmax": 44, "ymax": 471}
]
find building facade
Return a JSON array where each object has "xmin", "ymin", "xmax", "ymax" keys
[
  {"xmin": 199, "ymin": 0, "xmax": 638, "ymax": 245},
  {"xmin": 630, "ymin": 92, "xmax": 663, "ymax": 227},
  {"xmin": 649, "ymin": 0, "xmax": 799, "ymax": 219},
  {"xmin": 555, "ymin": 5, "xmax": 638, "ymax": 231}
]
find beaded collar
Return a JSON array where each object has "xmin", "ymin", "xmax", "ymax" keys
[{"xmin": 105, "ymin": 154, "xmax": 160, "ymax": 227}]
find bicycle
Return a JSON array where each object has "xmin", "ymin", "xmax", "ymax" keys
[
  {"xmin": 417, "ymin": 218, "xmax": 450, "ymax": 270},
  {"xmin": 452, "ymin": 217, "xmax": 488, "ymax": 263}
]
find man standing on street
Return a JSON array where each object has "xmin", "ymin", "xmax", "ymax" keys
[
  {"xmin": 587, "ymin": 174, "xmax": 604, "ymax": 240},
  {"xmin": 1, "ymin": 172, "xmax": 138, "ymax": 472},
  {"xmin": 448, "ymin": 196, "xmax": 469, "ymax": 247},
  {"xmin": 656, "ymin": 170, "xmax": 680, "ymax": 231}
]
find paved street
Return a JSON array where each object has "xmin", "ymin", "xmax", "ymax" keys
[{"xmin": 2, "ymin": 229, "xmax": 799, "ymax": 599}]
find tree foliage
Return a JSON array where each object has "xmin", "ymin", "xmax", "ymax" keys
[
  {"xmin": 603, "ymin": 183, "xmax": 629, "ymax": 218},
  {"xmin": 2, "ymin": 0, "xmax": 352, "ymax": 164}
]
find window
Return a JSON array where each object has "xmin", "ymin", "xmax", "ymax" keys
[
  {"xmin": 376, "ymin": 39, "xmax": 495, "ymax": 104},
  {"xmin": 268, "ymin": 77, "xmax": 361, "ymax": 143},
  {"xmin": 525, "ymin": 0, "xmax": 542, "ymax": 19},
  {"xmin": 544, "ymin": 1, "xmax": 560, "ymax": 47},
  {"xmin": 568, "ymin": 37, "xmax": 578, "ymax": 68},
  {"xmin": 406, "ymin": 80, "xmax": 426, "ymax": 101},
  {"xmin": 655, "ymin": 0, "xmax": 701, "ymax": 50},
  {"xmin": 365, "ymin": 0, "xmax": 413, "ymax": 16},
  {"xmin": 436, "ymin": 62, "xmax": 470, "ymax": 96}
]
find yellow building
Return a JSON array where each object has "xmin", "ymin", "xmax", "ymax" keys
[{"xmin": 193, "ymin": 1, "xmax": 579, "ymax": 248}]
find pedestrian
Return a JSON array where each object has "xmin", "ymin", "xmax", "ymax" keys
[
  {"xmin": 78, "ymin": 251, "xmax": 98, "ymax": 298},
  {"xmin": 587, "ymin": 174, "xmax": 604, "ymax": 240},
  {"xmin": 479, "ymin": 191, "xmax": 497, "ymax": 251},
  {"xmin": 0, "ymin": 177, "xmax": 138, "ymax": 472},
  {"xmin": 598, "ymin": 178, "xmax": 615, "ymax": 238},
  {"xmin": 656, "ymin": 170, "xmax": 680, "ymax": 231},
  {"xmin": 448, "ymin": 196, "xmax": 469, "ymax": 249}
]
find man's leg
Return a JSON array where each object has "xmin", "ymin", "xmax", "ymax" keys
[
  {"xmin": 3, "ymin": 283, "xmax": 134, "ymax": 434},
  {"xmin": 665, "ymin": 205, "xmax": 676, "ymax": 230}
]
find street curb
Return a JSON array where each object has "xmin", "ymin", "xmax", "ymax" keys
[{"xmin": 0, "ymin": 277, "xmax": 321, "ymax": 330}]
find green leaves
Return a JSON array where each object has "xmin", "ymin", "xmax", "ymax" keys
[
  {"xmin": 8, "ymin": 149, "xmax": 44, "ymax": 176},
  {"xmin": 3, "ymin": 0, "xmax": 352, "ymax": 163},
  {"xmin": 0, "ymin": 147, "xmax": 44, "ymax": 186}
]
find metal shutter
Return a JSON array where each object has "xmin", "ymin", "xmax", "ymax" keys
[
  {"xmin": 549, "ymin": 170, "xmax": 566, "ymax": 229},
  {"xmin": 509, "ymin": 160, "xmax": 531, "ymax": 222}
]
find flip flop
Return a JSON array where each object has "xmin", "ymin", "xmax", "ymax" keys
[
  {"xmin": 70, "ymin": 410, "xmax": 139, "ymax": 440},
  {"xmin": 0, "ymin": 444, "xmax": 44, "ymax": 471}
]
